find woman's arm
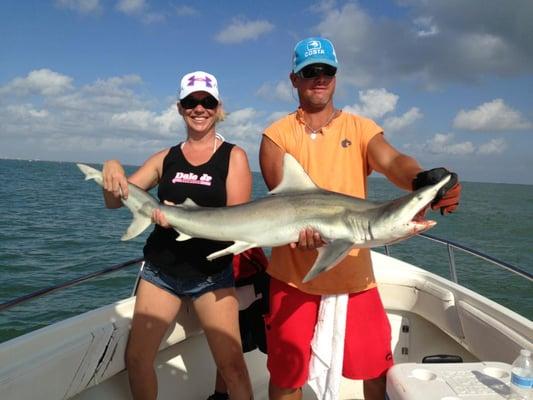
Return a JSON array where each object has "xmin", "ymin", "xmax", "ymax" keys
[
  {"xmin": 226, "ymin": 146, "xmax": 252, "ymax": 205},
  {"xmin": 101, "ymin": 149, "xmax": 168, "ymax": 209}
]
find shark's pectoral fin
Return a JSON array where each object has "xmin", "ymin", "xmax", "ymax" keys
[
  {"xmin": 206, "ymin": 241, "xmax": 256, "ymax": 261},
  {"xmin": 302, "ymin": 240, "xmax": 354, "ymax": 283},
  {"xmin": 121, "ymin": 213, "xmax": 152, "ymax": 241},
  {"xmin": 175, "ymin": 231, "xmax": 193, "ymax": 241},
  {"xmin": 181, "ymin": 198, "xmax": 200, "ymax": 208},
  {"xmin": 121, "ymin": 203, "xmax": 154, "ymax": 241}
]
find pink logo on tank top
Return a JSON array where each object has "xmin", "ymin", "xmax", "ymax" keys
[{"xmin": 172, "ymin": 171, "xmax": 213, "ymax": 186}]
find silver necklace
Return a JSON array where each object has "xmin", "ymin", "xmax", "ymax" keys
[
  {"xmin": 303, "ymin": 109, "xmax": 337, "ymax": 140},
  {"xmin": 181, "ymin": 132, "xmax": 224, "ymax": 154}
]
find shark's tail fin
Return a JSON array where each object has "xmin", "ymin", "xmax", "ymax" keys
[
  {"xmin": 77, "ymin": 163, "xmax": 155, "ymax": 241},
  {"xmin": 77, "ymin": 163, "xmax": 104, "ymax": 186}
]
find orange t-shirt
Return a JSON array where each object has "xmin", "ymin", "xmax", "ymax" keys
[{"xmin": 263, "ymin": 109, "xmax": 383, "ymax": 295}]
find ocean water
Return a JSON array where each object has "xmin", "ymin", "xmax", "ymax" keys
[{"xmin": 0, "ymin": 159, "xmax": 531, "ymax": 342}]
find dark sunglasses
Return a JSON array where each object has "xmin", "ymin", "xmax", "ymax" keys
[
  {"xmin": 297, "ymin": 64, "xmax": 337, "ymax": 79},
  {"xmin": 180, "ymin": 95, "xmax": 219, "ymax": 110}
]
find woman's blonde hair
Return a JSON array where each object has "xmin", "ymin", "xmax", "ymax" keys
[{"xmin": 215, "ymin": 103, "xmax": 226, "ymax": 122}]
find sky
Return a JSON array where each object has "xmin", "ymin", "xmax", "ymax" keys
[{"xmin": 1, "ymin": 0, "xmax": 532, "ymax": 184}]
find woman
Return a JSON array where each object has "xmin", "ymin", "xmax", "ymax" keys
[{"xmin": 102, "ymin": 71, "xmax": 254, "ymax": 400}]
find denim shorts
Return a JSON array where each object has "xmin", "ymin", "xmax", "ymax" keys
[{"xmin": 140, "ymin": 261, "xmax": 235, "ymax": 300}]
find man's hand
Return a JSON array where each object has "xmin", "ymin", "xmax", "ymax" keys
[
  {"xmin": 290, "ymin": 228, "xmax": 325, "ymax": 250},
  {"xmin": 412, "ymin": 168, "xmax": 462, "ymax": 215}
]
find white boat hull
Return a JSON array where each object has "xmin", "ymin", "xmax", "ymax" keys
[{"xmin": 1, "ymin": 251, "xmax": 531, "ymax": 399}]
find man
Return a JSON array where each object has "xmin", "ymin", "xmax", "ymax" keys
[{"xmin": 259, "ymin": 37, "xmax": 461, "ymax": 400}]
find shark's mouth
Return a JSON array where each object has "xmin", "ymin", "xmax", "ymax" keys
[{"xmin": 410, "ymin": 205, "xmax": 436, "ymax": 232}]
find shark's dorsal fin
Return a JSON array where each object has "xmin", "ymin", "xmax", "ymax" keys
[{"xmin": 269, "ymin": 153, "xmax": 319, "ymax": 195}]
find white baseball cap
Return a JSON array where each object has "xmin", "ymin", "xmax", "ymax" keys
[{"xmin": 179, "ymin": 71, "xmax": 219, "ymax": 100}]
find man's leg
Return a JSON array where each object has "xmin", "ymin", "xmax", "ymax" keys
[
  {"xmin": 269, "ymin": 383, "xmax": 302, "ymax": 400},
  {"xmin": 343, "ymin": 288, "xmax": 393, "ymax": 400},
  {"xmin": 265, "ymin": 278, "xmax": 319, "ymax": 400},
  {"xmin": 363, "ymin": 375, "xmax": 387, "ymax": 400}
]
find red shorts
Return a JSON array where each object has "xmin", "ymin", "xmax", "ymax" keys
[{"xmin": 265, "ymin": 277, "xmax": 393, "ymax": 389}]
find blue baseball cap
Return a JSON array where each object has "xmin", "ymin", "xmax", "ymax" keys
[{"xmin": 292, "ymin": 37, "xmax": 338, "ymax": 73}]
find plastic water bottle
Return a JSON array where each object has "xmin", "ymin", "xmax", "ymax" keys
[{"xmin": 510, "ymin": 349, "xmax": 533, "ymax": 399}]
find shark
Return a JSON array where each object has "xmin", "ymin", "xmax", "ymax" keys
[{"xmin": 77, "ymin": 154, "xmax": 450, "ymax": 282}]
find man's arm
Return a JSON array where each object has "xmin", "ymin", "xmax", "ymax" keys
[
  {"xmin": 259, "ymin": 135, "xmax": 284, "ymax": 191},
  {"xmin": 368, "ymin": 133, "xmax": 461, "ymax": 214},
  {"xmin": 367, "ymin": 133, "xmax": 423, "ymax": 190}
]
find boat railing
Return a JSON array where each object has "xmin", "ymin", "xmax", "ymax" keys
[
  {"xmin": 1, "ymin": 234, "xmax": 531, "ymax": 313},
  {"xmin": 384, "ymin": 233, "xmax": 532, "ymax": 283},
  {"xmin": 0, "ymin": 257, "xmax": 144, "ymax": 312}
]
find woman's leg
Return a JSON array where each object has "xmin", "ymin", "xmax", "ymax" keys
[
  {"xmin": 214, "ymin": 369, "xmax": 228, "ymax": 393},
  {"xmin": 126, "ymin": 279, "xmax": 182, "ymax": 400},
  {"xmin": 193, "ymin": 287, "xmax": 253, "ymax": 400},
  {"xmin": 205, "ymin": 369, "xmax": 229, "ymax": 400}
]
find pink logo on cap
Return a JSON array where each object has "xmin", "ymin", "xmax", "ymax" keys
[{"xmin": 187, "ymin": 75, "xmax": 213, "ymax": 88}]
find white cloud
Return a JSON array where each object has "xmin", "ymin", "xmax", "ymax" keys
[
  {"xmin": 55, "ymin": 0, "xmax": 101, "ymax": 14},
  {"xmin": 413, "ymin": 16, "xmax": 439, "ymax": 37},
  {"xmin": 46, "ymin": 74, "xmax": 145, "ymax": 114},
  {"xmin": 267, "ymin": 111, "xmax": 291, "ymax": 123},
  {"xmin": 343, "ymin": 89, "xmax": 421, "ymax": 133},
  {"xmin": 314, "ymin": 1, "xmax": 533, "ymax": 87},
  {"xmin": 215, "ymin": 18, "xmax": 274, "ymax": 44},
  {"xmin": 477, "ymin": 138, "xmax": 507, "ymax": 155},
  {"xmin": 0, "ymin": 69, "xmax": 273, "ymax": 166},
  {"xmin": 0, "ymin": 69, "xmax": 73, "ymax": 96},
  {"xmin": 383, "ymin": 107, "xmax": 423, "ymax": 133},
  {"xmin": 221, "ymin": 108, "xmax": 264, "ymax": 139},
  {"xmin": 0, "ymin": 69, "xmax": 182, "ymax": 156},
  {"xmin": 110, "ymin": 104, "xmax": 183, "ymax": 137},
  {"xmin": 404, "ymin": 132, "xmax": 508, "ymax": 157},
  {"xmin": 173, "ymin": 5, "xmax": 197, "ymax": 16},
  {"xmin": 343, "ymin": 88, "xmax": 398, "ymax": 119},
  {"xmin": 216, "ymin": 107, "xmax": 266, "ymax": 165},
  {"xmin": 115, "ymin": 0, "xmax": 164, "ymax": 23},
  {"xmin": 7, "ymin": 104, "xmax": 49, "ymax": 119},
  {"xmin": 317, "ymin": 3, "xmax": 374, "ymax": 86},
  {"xmin": 256, "ymin": 81, "xmax": 294, "ymax": 102},
  {"xmin": 406, "ymin": 133, "xmax": 475, "ymax": 156},
  {"xmin": 453, "ymin": 99, "xmax": 531, "ymax": 131},
  {"xmin": 116, "ymin": 0, "xmax": 145, "ymax": 14}
]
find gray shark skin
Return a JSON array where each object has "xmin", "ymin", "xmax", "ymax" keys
[{"xmin": 77, "ymin": 154, "xmax": 450, "ymax": 282}]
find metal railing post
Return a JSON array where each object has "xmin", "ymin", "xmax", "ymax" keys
[
  {"xmin": 447, "ymin": 244, "xmax": 458, "ymax": 283},
  {"xmin": 131, "ymin": 261, "xmax": 145, "ymax": 296}
]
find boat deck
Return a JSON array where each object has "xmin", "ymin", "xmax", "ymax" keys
[{"xmin": 72, "ymin": 309, "xmax": 478, "ymax": 400}]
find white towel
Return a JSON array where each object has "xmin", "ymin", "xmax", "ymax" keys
[{"xmin": 308, "ymin": 293, "xmax": 349, "ymax": 400}]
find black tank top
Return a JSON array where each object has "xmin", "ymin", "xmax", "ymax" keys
[{"xmin": 143, "ymin": 141, "xmax": 234, "ymax": 277}]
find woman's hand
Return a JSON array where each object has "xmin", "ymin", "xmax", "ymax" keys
[
  {"xmin": 102, "ymin": 160, "xmax": 129, "ymax": 199},
  {"xmin": 151, "ymin": 200, "xmax": 175, "ymax": 228}
]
